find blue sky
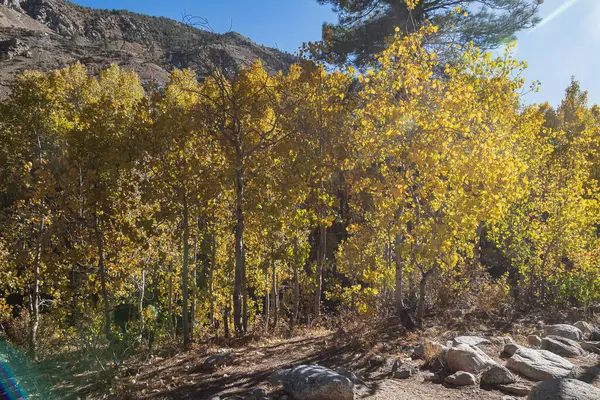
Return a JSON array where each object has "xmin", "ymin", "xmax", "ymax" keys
[{"xmin": 71, "ymin": 0, "xmax": 598, "ymax": 107}]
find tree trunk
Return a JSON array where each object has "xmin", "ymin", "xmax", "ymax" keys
[
  {"xmin": 408, "ymin": 270, "xmax": 416, "ymax": 306},
  {"xmin": 190, "ymin": 224, "xmax": 198, "ymax": 343},
  {"xmin": 94, "ymin": 211, "xmax": 111, "ymax": 340},
  {"xmin": 209, "ymin": 234, "xmax": 216, "ymax": 329},
  {"xmin": 29, "ymin": 134, "xmax": 44, "ymax": 361},
  {"xmin": 168, "ymin": 272, "xmax": 175, "ymax": 337},
  {"xmin": 272, "ymin": 261, "xmax": 279, "ymax": 330},
  {"xmin": 292, "ymin": 236, "xmax": 300, "ymax": 331},
  {"xmin": 29, "ymin": 218, "xmax": 44, "ymax": 361},
  {"xmin": 234, "ymin": 165, "xmax": 246, "ymax": 334},
  {"xmin": 417, "ymin": 270, "xmax": 431, "ymax": 326},
  {"xmin": 473, "ymin": 222, "xmax": 484, "ymax": 268},
  {"xmin": 265, "ymin": 267, "xmax": 270, "ymax": 331},
  {"xmin": 314, "ymin": 225, "xmax": 325, "ymax": 319},
  {"xmin": 138, "ymin": 270, "xmax": 145, "ymax": 317},
  {"xmin": 181, "ymin": 196, "xmax": 190, "ymax": 350},
  {"xmin": 394, "ymin": 234, "xmax": 404, "ymax": 314},
  {"xmin": 224, "ymin": 307, "xmax": 230, "ymax": 338}
]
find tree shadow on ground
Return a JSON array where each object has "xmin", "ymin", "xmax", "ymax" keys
[{"xmin": 145, "ymin": 333, "xmax": 384, "ymax": 400}]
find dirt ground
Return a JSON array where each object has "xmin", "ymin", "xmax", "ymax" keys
[
  {"xmin": 74, "ymin": 326, "xmax": 595, "ymax": 400},
  {"xmin": 27, "ymin": 312, "xmax": 600, "ymax": 400},
  {"xmin": 104, "ymin": 332, "xmax": 510, "ymax": 400}
]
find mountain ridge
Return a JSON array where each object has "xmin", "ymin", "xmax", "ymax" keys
[{"xmin": 0, "ymin": 0, "xmax": 294, "ymax": 95}]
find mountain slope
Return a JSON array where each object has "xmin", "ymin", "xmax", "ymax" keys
[{"xmin": 0, "ymin": 0, "xmax": 294, "ymax": 95}]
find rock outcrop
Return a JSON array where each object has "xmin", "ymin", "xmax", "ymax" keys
[
  {"xmin": 447, "ymin": 344, "xmax": 497, "ymax": 374},
  {"xmin": 452, "ymin": 336, "xmax": 491, "ymax": 347},
  {"xmin": 273, "ymin": 365, "xmax": 354, "ymax": 400},
  {"xmin": 528, "ymin": 378, "xmax": 600, "ymax": 400},
  {"xmin": 505, "ymin": 346, "xmax": 574, "ymax": 381},
  {"xmin": 0, "ymin": 0, "xmax": 293, "ymax": 96},
  {"xmin": 542, "ymin": 324, "xmax": 583, "ymax": 341},
  {"xmin": 444, "ymin": 371, "xmax": 477, "ymax": 386},
  {"xmin": 541, "ymin": 336, "xmax": 586, "ymax": 357},
  {"xmin": 481, "ymin": 364, "xmax": 517, "ymax": 385}
]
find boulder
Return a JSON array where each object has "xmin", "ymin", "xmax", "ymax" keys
[
  {"xmin": 481, "ymin": 364, "xmax": 517, "ymax": 385},
  {"xmin": 580, "ymin": 341, "xmax": 600, "ymax": 355},
  {"xmin": 502, "ymin": 343, "xmax": 521, "ymax": 357},
  {"xmin": 203, "ymin": 352, "xmax": 237, "ymax": 371},
  {"xmin": 542, "ymin": 335, "xmax": 586, "ymax": 357},
  {"xmin": 422, "ymin": 372, "xmax": 441, "ymax": 382},
  {"xmin": 573, "ymin": 321, "xmax": 594, "ymax": 339},
  {"xmin": 275, "ymin": 365, "xmax": 354, "ymax": 400},
  {"xmin": 452, "ymin": 336, "xmax": 491, "ymax": 347},
  {"xmin": 528, "ymin": 378, "xmax": 600, "ymax": 400},
  {"xmin": 447, "ymin": 344, "xmax": 497, "ymax": 374},
  {"xmin": 0, "ymin": 38, "xmax": 30, "ymax": 60},
  {"xmin": 411, "ymin": 344, "xmax": 425, "ymax": 359},
  {"xmin": 543, "ymin": 324, "xmax": 583, "ymax": 341},
  {"xmin": 505, "ymin": 346, "xmax": 574, "ymax": 381},
  {"xmin": 444, "ymin": 371, "xmax": 477, "ymax": 386},
  {"xmin": 393, "ymin": 370, "xmax": 411, "ymax": 379},
  {"xmin": 591, "ymin": 329, "xmax": 600, "ymax": 341}
]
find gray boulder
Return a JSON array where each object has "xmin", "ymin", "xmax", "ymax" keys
[
  {"xmin": 203, "ymin": 352, "xmax": 237, "ymax": 371},
  {"xmin": 444, "ymin": 371, "xmax": 477, "ymax": 386},
  {"xmin": 275, "ymin": 365, "xmax": 354, "ymax": 400},
  {"xmin": 411, "ymin": 343, "xmax": 425, "ymax": 359},
  {"xmin": 541, "ymin": 336, "xmax": 586, "ymax": 357},
  {"xmin": 505, "ymin": 346, "xmax": 574, "ymax": 381},
  {"xmin": 581, "ymin": 341, "xmax": 600, "ymax": 355},
  {"xmin": 502, "ymin": 343, "xmax": 520, "ymax": 357},
  {"xmin": 543, "ymin": 324, "xmax": 583, "ymax": 341},
  {"xmin": 452, "ymin": 336, "xmax": 491, "ymax": 347},
  {"xmin": 481, "ymin": 364, "xmax": 517, "ymax": 385},
  {"xmin": 573, "ymin": 321, "xmax": 594, "ymax": 339},
  {"xmin": 528, "ymin": 378, "xmax": 600, "ymax": 400},
  {"xmin": 447, "ymin": 344, "xmax": 497, "ymax": 374}
]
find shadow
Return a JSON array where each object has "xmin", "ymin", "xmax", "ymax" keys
[
  {"xmin": 576, "ymin": 360, "xmax": 600, "ymax": 385},
  {"xmin": 141, "ymin": 333, "xmax": 386, "ymax": 400}
]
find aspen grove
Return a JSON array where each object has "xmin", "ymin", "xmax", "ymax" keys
[{"xmin": 1, "ymin": 23, "xmax": 600, "ymax": 361}]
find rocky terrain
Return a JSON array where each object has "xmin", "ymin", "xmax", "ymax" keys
[
  {"xmin": 0, "ymin": 0, "xmax": 294, "ymax": 96},
  {"xmin": 170, "ymin": 321, "xmax": 600, "ymax": 400},
  {"xmin": 21, "ymin": 318, "xmax": 597, "ymax": 400}
]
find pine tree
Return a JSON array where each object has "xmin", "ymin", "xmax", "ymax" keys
[{"xmin": 317, "ymin": 0, "xmax": 541, "ymax": 65}]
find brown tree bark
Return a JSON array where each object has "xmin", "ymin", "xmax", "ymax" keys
[
  {"xmin": 94, "ymin": 211, "xmax": 111, "ymax": 340},
  {"xmin": 234, "ymin": 164, "xmax": 246, "ymax": 334},
  {"xmin": 181, "ymin": 194, "xmax": 191, "ymax": 350},
  {"xmin": 394, "ymin": 234, "xmax": 405, "ymax": 314}
]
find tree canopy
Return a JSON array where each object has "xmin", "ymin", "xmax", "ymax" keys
[
  {"xmin": 317, "ymin": 0, "xmax": 542, "ymax": 65},
  {"xmin": 1, "ymin": 4, "xmax": 599, "ymax": 367}
]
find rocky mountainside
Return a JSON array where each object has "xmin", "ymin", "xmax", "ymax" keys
[{"xmin": 0, "ymin": 0, "xmax": 294, "ymax": 95}]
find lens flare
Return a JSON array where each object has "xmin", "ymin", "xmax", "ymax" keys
[{"xmin": 531, "ymin": 0, "xmax": 581, "ymax": 33}]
